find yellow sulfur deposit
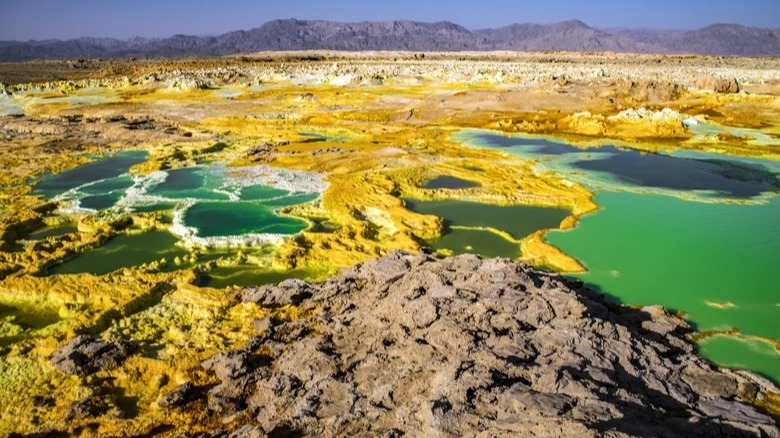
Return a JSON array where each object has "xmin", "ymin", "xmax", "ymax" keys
[{"xmin": 0, "ymin": 52, "xmax": 778, "ymax": 434}]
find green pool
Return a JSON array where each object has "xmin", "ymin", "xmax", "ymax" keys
[
  {"xmin": 403, "ymin": 197, "xmax": 570, "ymax": 259},
  {"xmin": 458, "ymin": 129, "xmax": 780, "ymax": 382}
]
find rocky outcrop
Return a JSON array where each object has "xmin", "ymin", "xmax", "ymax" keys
[
  {"xmin": 50, "ymin": 335, "xmax": 135, "ymax": 376},
  {"xmin": 167, "ymin": 78, "xmax": 212, "ymax": 91},
  {"xmin": 65, "ymin": 395, "xmax": 114, "ymax": 421},
  {"xmin": 618, "ymin": 79, "xmax": 686, "ymax": 103},
  {"xmin": 158, "ymin": 382, "xmax": 200, "ymax": 409},
  {"xmin": 695, "ymin": 76, "xmax": 741, "ymax": 94},
  {"xmin": 240, "ymin": 278, "xmax": 315, "ymax": 307},
  {"xmin": 198, "ymin": 251, "xmax": 778, "ymax": 437}
]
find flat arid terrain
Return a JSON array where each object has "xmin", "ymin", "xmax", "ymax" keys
[{"xmin": 0, "ymin": 51, "xmax": 779, "ymax": 436}]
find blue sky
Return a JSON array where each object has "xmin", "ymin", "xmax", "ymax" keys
[{"xmin": 2, "ymin": 0, "xmax": 779, "ymax": 40}]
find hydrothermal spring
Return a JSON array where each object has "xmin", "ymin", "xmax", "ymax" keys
[
  {"xmin": 456, "ymin": 129, "xmax": 780, "ymax": 383},
  {"xmin": 402, "ymin": 197, "xmax": 569, "ymax": 259},
  {"xmin": 34, "ymin": 150, "xmax": 327, "ymax": 275},
  {"xmin": 28, "ymin": 138, "xmax": 780, "ymax": 383}
]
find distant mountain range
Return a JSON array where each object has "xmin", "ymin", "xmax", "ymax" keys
[{"xmin": 1, "ymin": 19, "xmax": 779, "ymax": 61}]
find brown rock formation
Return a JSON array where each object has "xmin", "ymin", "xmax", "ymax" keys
[
  {"xmin": 192, "ymin": 251, "xmax": 778, "ymax": 437},
  {"xmin": 695, "ymin": 76, "xmax": 741, "ymax": 93}
]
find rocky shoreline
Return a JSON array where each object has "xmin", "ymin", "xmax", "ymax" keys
[{"xmin": 48, "ymin": 251, "xmax": 780, "ymax": 436}]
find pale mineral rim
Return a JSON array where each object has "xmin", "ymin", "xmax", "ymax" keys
[{"xmin": 50, "ymin": 161, "xmax": 328, "ymax": 247}]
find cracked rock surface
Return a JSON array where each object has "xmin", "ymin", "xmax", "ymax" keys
[
  {"xmin": 50, "ymin": 335, "xmax": 135, "ymax": 376},
  {"xmin": 199, "ymin": 251, "xmax": 779, "ymax": 437}
]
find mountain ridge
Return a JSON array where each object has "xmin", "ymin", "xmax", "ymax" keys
[{"xmin": 1, "ymin": 18, "xmax": 779, "ymax": 61}]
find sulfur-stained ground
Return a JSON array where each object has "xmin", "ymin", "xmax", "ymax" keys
[{"xmin": 0, "ymin": 52, "xmax": 778, "ymax": 434}]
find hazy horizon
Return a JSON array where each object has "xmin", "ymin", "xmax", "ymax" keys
[{"xmin": 2, "ymin": 0, "xmax": 779, "ymax": 41}]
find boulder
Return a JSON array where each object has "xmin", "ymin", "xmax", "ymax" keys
[
  {"xmin": 65, "ymin": 396, "xmax": 111, "ymax": 421},
  {"xmin": 50, "ymin": 335, "xmax": 135, "ymax": 376},
  {"xmin": 695, "ymin": 76, "xmax": 740, "ymax": 93},
  {"xmin": 240, "ymin": 279, "xmax": 314, "ymax": 307},
  {"xmin": 158, "ymin": 382, "xmax": 200, "ymax": 408}
]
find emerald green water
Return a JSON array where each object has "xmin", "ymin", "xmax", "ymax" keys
[
  {"xmin": 699, "ymin": 336, "xmax": 780, "ymax": 382},
  {"xmin": 147, "ymin": 167, "xmax": 230, "ymax": 201},
  {"xmin": 204, "ymin": 265, "xmax": 324, "ymax": 289},
  {"xmin": 404, "ymin": 198, "xmax": 570, "ymax": 239},
  {"xmin": 184, "ymin": 202, "xmax": 309, "ymax": 237},
  {"xmin": 33, "ymin": 151, "xmax": 147, "ymax": 198},
  {"xmin": 548, "ymin": 192, "xmax": 779, "ymax": 336},
  {"xmin": 33, "ymin": 155, "xmax": 324, "ymax": 246},
  {"xmin": 548, "ymin": 192, "xmax": 780, "ymax": 382},
  {"xmin": 49, "ymin": 231, "xmax": 188, "ymax": 275},
  {"xmin": 457, "ymin": 129, "xmax": 780, "ymax": 383},
  {"xmin": 403, "ymin": 198, "xmax": 569, "ymax": 258},
  {"xmin": 429, "ymin": 228, "xmax": 521, "ymax": 258},
  {"xmin": 80, "ymin": 192, "xmax": 124, "ymax": 210},
  {"xmin": 34, "ymin": 156, "xmax": 325, "ymax": 283},
  {"xmin": 80, "ymin": 175, "xmax": 135, "ymax": 195}
]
